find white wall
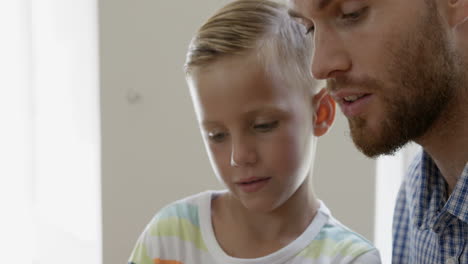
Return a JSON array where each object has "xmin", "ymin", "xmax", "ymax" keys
[
  {"xmin": 99, "ymin": 1, "xmax": 376, "ymax": 264},
  {"xmin": 313, "ymin": 113, "xmax": 376, "ymax": 240}
]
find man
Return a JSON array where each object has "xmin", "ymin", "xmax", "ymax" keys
[{"xmin": 287, "ymin": 0, "xmax": 468, "ymax": 263}]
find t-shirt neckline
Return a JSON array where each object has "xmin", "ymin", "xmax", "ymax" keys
[{"xmin": 198, "ymin": 190, "xmax": 330, "ymax": 264}]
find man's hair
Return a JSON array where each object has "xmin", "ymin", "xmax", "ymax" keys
[{"xmin": 184, "ymin": 0, "xmax": 320, "ymax": 94}]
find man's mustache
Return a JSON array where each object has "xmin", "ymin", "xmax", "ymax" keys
[{"xmin": 326, "ymin": 76, "xmax": 380, "ymax": 93}]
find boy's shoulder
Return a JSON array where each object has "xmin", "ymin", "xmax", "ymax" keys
[
  {"xmin": 298, "ymin": 202, "xmax": 377, "ymax": 261},
  {"xmin": 128, "ymin": 191, "xmax": 218, "ymax": 263},
  {"xmin": 137, "ymin": 191, "xmax": 215, "ymax": 251},
  {"xmin": 146, "ymin": 190, "xmax": 213, "ymax": 231}
]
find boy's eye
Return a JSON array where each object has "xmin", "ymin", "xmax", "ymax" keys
[
  {"xmin": 208, "ymin": 132, "xmax": 227, "ymax": 143},
  {"xmin": 253, "ymin": 121, "xmax": 279, "ymax": 132}
]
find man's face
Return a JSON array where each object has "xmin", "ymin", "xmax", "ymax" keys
[{"xmin": 289, "ymin": 0, "xmax": 462, "ymax": 157}]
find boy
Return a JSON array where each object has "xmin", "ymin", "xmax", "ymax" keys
[{"xmin": 129, "ymin": 0, "xmax": 381, "ymax": 263}]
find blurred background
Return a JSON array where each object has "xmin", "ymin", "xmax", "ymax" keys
[{"xmin": 1, "ymin": 0, "xmax": 419, "ymax": 263}]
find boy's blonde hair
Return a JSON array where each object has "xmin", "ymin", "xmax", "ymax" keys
[{"xmin": 184, "ymin": 0, "xmax": 320, "ymax": 94}]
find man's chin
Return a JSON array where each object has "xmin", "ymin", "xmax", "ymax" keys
[
  {"xmin": 351, "ymin": 130, "xmax": 408, "ymax": 158},
  {"xmin": 356, "ymin": 143, "xmax": 398, "ymax": 159},
  {"xmin": 349, "ymin": 121, "xmax": 407, "ymax": 158}
]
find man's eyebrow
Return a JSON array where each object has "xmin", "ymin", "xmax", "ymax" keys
[
  {"xmin": 287, "ymin": 0, "xmax": 334, "ymax": 18},
  {"xmin": 317, "ymin": 0, "xmax": 333, "ymax": 10}
]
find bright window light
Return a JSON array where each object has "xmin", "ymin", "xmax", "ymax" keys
[
  {"xmin": 1, "ymin": 0, "xmax": 101, "ymax": 263},
  {"xmin": 375, "ymin": 143, "xmax": 420, "ymax": 264},
  {"xmin": 0, "ymin": 1, "xmax": 33, "ymax": 263}
]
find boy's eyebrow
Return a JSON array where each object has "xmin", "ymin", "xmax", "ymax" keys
[
  {"xmin": 245, "ymin": 108, "xmax": 282, "ymax": 118},
  {"xmin": 201, "ymin": 107, "xmax": 288, "ymax": 127},
  {"xmin": 201, "ymin": 120, "xmax": 220, "ymax": 128}
]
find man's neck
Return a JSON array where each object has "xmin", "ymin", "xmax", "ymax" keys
[{"xmin": 416, "ymin": 88, "xmax": 468, "ymax": 195}]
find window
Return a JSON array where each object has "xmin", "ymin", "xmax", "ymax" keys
[
  {"xmin": 1, "ymin": 1, "xmax": 101, "ymax": 263},
  {"xmin": 375, "ymin": 143, "xmax": 421, "ymax": 263}
]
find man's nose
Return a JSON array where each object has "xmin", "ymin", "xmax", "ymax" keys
[{"xmin": 311, "ymin": 28, "xmax": 351, "ymax": 80}]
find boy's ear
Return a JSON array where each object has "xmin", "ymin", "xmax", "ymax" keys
[{"xmin": 312, "ymin": 88, "xmax": 336, "ymax": 137}]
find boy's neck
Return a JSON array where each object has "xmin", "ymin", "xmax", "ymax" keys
[{"xmin": 211, "ymin": 178, "xmax": 319, "ymax": 258}]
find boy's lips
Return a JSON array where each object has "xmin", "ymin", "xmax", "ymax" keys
[{"xmin": 236, "ymin": 177, "xmax": 271, "ymax": 193}]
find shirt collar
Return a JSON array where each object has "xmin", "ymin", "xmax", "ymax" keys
[
  {"xmin": 409, "ymin": 151, "xmax": 468, "ymax": 230},
  {"xmin": 445, "ymin": 161, "xmax": 468, "ymax": 223}
]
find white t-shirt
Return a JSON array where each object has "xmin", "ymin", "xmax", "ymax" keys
[{"xmin": 128, "ymin": 190, "xmax": 381, "ymax": 264}]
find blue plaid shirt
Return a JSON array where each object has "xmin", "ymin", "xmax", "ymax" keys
[{"xmin": 392, "ymin": 151, "xmax": 468, "ymax": 264}]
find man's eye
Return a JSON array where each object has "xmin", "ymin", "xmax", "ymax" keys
[
  {"xmin": 208, "ymin": 132, "xmax": 227, "ymax": 143},
  {"xmin": 253, "ymin": 121, "xmax": 279, "ymax": 132},
  {"xmin": 342, "ymin": 7, "xmax": 368, "ymax": 22}
]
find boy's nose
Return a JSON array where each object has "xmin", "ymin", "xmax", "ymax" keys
[
  {"xmin": 230, "ymin": 138, "xmax": 257, "ymax": 167},
  {"xmin": 311, "ymin": 29, "xmax": 351, "ymax": 80}
]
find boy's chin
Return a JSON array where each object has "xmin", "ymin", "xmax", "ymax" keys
[{"xmin": 236, "ymin": 195, "xmax": 283, "ymax": 214}]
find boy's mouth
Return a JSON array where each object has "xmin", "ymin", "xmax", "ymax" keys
[
  {"xmin": 239, "ymin": 177, "xmax": 269, "ymax": 184},
  {"xmin": 236, "ymin": 177, "xmax": 271, "ymax": 193}
]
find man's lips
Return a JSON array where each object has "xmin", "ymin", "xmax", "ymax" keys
[
  {"xmin": 331, "ymin": 90, "xmax": 373, "ymax": 117},
  {"xmin": 331, "ymin": 90, "xmax": 371, "ymax": 103}
]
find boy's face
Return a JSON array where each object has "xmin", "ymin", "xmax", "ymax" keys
[
  {"xmin": 288, "ymin": 0, "xmax": 461, "ymax": 157},
  {"xmin": 188, "ymin": 56, "xmax": 316, "ymax": 212}
]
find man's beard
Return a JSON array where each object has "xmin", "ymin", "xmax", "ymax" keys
[{"xmin": 330, "ymin": 5, "xmax": 462, "ymax": 158}]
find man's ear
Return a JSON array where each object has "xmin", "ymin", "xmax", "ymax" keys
[
  {"xmin": 312, "ymin": 88, "xmax": 336, "ymax": 137},
  {"xmin": 447, "ymin": 0, "xmax": 468, "ymax": 28}
]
